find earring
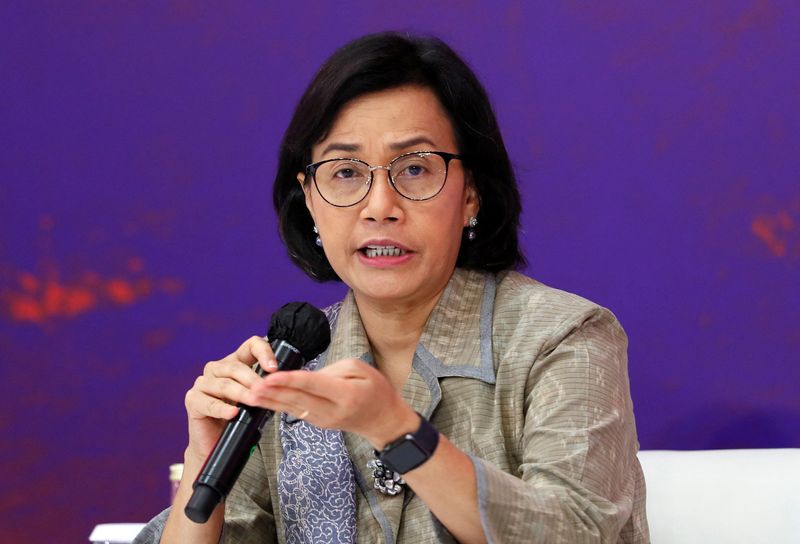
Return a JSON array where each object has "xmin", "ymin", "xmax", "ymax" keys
[
  {"xmin": 466, "ymin": 216, "xmax": 478, "ymax": 241},
  {"xmin": 313, "ymin": 225, "xmax": 322, "ymax": 247}
]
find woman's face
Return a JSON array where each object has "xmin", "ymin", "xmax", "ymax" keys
[{"xmin": 300, "ymin": 85, "xmax": 479, "ymax": 307}]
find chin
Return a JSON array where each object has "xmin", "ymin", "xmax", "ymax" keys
[
  {"xmin": 358, "ymin": 282, "xmax": 412, "ymax": 300},
  {"xmin": 351, "ymin": 275, "xmax": 418, "ymax": 301}
]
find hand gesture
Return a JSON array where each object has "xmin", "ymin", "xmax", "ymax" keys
[{"xmin": 183, "ymin": 336, "xmax": 278, "ymax": 464}]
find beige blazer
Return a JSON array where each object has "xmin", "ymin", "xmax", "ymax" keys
[{"xmin": 222, "ymin": 268, "xmax": 649, "ymax": 543}]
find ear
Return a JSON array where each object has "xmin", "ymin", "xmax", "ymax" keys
[
  {"xmin": 297, "ymin": 172, "xmax": 316, "ymax": 223},
  {"xmin": 462, "ymin": 173, "xmax": 480, "ymax": 226}
]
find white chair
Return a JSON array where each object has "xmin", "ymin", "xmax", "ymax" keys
[
  {"xmin": 88, "ymin": 523, "xmax": 146, "ymax": 543},
  {"xmin": 638, "ymin": 449, "xmax": 800, "ymax": 544}
]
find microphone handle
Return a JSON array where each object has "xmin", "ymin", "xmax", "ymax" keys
[{"xmin": 184, "ymin": 340, "xmax": 304, "ymax": 523}]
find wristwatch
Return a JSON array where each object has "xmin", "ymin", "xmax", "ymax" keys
[{"xmin": 377, "ymin": 413, "xmax": 440, "ymax": 474}]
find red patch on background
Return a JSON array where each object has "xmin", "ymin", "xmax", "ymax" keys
[
  {"xmin": 751, "ymin": 209, "xmax": 796, "ymax": 258},
  {"xmin": 2, "ymin": 261, "xmax": 184, "ymax": 324}
]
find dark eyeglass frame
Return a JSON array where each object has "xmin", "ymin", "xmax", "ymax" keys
[{"xmin": 304, "ymin": 150, "xmax": 463, "ymax": 208}]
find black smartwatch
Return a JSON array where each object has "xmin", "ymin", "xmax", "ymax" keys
[{"xmin": 377, "ymin": 413, "xmax": 440, "ymax": 474}]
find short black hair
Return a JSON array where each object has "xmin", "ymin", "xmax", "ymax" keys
[{"xmin": 273, "ymin": 31, "xmax": 525, "ymax": 281}]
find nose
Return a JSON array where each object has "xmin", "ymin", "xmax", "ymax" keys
[{"xmin": 360, "ymin": 168, "xmax": 403, "ymax": 223}]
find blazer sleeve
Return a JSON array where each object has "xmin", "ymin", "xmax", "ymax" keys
[
  {"xmin": 470, "ymin": 306, "xmax": 646, "ymax": 543},
  {"xmin": 132, "ymin": 443, "xmax": 277, "ymax": 544},
  {"xmin": 221, "ymin": 442, "xmax": 279, "ymax": 543}
]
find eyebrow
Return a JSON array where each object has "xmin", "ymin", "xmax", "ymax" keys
[
  {"xmin": 319, "ymin": 136, "xmax": 438, "ymax": 157},
  {"xmin": 389, "ymin": 136, "xmax": 437, "ymax": 151},
  {"xmin": 319, "ymin": 142, "xmax": 360, "ymax": 156}
]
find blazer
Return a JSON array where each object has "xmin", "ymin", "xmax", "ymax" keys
[{"xmin": 136, "ymin": 268, "xmax": 649, "ymax": 543}]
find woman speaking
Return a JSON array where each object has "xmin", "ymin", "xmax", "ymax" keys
[{"xmin": 136, "ymin": 32, "xmax": 649, "ymax": 543}]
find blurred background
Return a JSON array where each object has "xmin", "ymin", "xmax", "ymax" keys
[{"xmin": 1, "ymin": 1, "xmax": 797, "ymax": 541}]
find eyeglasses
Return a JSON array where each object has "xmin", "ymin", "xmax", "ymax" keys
[{"xmin": 304, "ymin": 151, "xmax": 462, "ymax": 208}]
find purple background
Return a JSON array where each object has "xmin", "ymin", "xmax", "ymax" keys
[{"xmin": 2, "ymin": 2, "xmax": 798, "ymax": 541}]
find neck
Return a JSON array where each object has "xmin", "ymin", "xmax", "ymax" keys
[{"xmin": 354, "ymin": 284, "xmax": 448, "ymax": 388}]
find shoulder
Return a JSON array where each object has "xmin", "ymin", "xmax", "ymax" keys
[{"xmin": 492, "ymin": 270, "xmax": 627, "ymax": 355}]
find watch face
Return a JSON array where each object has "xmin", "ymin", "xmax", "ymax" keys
[{"xmin": 384, "ymin": 439, "xmax": 428, "ymax": 473}]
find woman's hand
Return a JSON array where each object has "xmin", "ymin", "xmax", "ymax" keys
[
  {"xmin": 164, "ymin": 336, "xmax": 277, "ymax": 542},
  {"xmin": 184, "ymin": 340, "xmax": 417, "ymax": 462},
  {"xmin": 247, "ymin": 358, "xmax": 485, "ymax": 543},
  {"xmin": 249, "ymin": 359, "xmax": 419, "ymax": 450},
  {"xmin": 182, "ymin": 336, "xmax": 279, "ymax": 465}
]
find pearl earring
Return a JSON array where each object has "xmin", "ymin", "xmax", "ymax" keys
[
  {"xmin": 313, "ymin": 225, "xmax": 322, "ymax": 247},
  {"xmin": 467, "ymin": 216, "xmax": 478, "ymax": 241}
]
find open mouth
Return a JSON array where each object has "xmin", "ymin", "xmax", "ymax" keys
[{"xmin": 360, "ymin": 245, "xmax": 408, "ymax": 258}]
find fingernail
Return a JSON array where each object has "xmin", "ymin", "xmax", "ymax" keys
[{"xmin": 266, "ymin": 358, "xmax": 278, "ymax": 370}]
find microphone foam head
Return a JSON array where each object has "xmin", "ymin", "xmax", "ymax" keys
[{"xmin": 268, "ymin": 302, "xmax": 331, "ymax": 362}]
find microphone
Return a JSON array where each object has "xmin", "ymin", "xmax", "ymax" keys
[{"xmin": 184, "ymin": 302, "xmax": 331, "ymax": 523}]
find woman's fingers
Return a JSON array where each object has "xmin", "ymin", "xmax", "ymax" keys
[
  {"xmin": 194, "ymin": 374, "xmax": 260, "ymax": 407},
  {"xmin": 184, "ymin": 336, "xmax": 281, "ymax": 422},
  {"xmin": 256, "ymin": 359, "xmax": 369, "ymax": 398},
  {"xmin": 249, "ymin": 359, "xmax": 391, "ymax": 433},
  {"xmin": 231, "ymin": 335, "xmax": 278, "ymax": 372},
  {"xmin": 188, "ymin": 350, "xmax": 387, "ymax": 433},
  {"xmin": 182, "ymin": 335, "xmax": 283, "ymax": 461},
  {"xmin": 185, "ymin": 387, "xmax": 239, "ymax": 420},
  {"xmin": 204, "ymin": 357, "xmax": 262, "ymax": 389},
  {"xmin": 249, "ymin": 369, "xmax": 340, "ymax": 423}
]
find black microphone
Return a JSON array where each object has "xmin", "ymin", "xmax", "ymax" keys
[{"xmin": 184, "ymin": 302, "xmax": 331, "ymax": 523}]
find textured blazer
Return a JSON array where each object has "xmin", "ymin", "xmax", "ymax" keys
[{"xmin": 136, "ymin": 268, "xmax": 649, "ymax": 543}]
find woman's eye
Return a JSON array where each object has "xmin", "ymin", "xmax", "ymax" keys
[
  {"xmin": 400, "ymin": 164, "xmax": 426, "ymax": 177},
  {"xmin": 333, "ymin": 168, "xmax": 357, "ymax": 179}
]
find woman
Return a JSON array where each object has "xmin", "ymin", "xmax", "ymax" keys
[{"xmin": 137, "ymin": 32, "xmax": 648, "ymax": 543}]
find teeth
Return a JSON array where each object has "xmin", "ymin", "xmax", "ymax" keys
[{"xmin": 365, "ymin": 245, "xmax": 406, "ymax": 258}]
